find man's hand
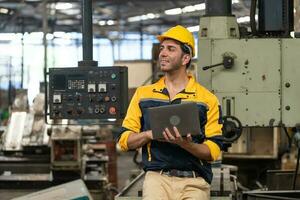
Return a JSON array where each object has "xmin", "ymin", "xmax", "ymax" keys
[
  {"xmin": 127, "ymin": 130, "xmax": 153, "ymax": 150},
  {"xmin": 162, "ymin": 126, "xmax": 192, "ymax": 146},
  {"xmin": 145, "ymin": 130, "xmax": 153, "ymax": 140}
]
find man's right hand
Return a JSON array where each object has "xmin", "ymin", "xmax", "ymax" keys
[
  {"xmin": 145, "ymin": 130, "xmax": 153, "ymax": 140},
  {"xmin": 127, "ymin": 130, "xmax": 153, "ymax": 150}
]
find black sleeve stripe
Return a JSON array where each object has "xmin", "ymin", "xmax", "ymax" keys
[{"xmin": 218, "ymin": 105, "xmax": 223, "ymax": 124}]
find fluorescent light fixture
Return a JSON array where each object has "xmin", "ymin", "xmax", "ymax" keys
[
  {"xmin": 165, "ymin": 3, "xmax": 205, "ymax": 15},
  {"xmin": 194, "ymin": 3, "xmax": 205, "ymax": 11},
  {"xmin": 165, "ymin": 8, "xmax": 182, "ymax": 15},
  {"xmin": 187, "ymin": 25, "xmax": 200, "ymax": 32},
  {"xmin": 128, "ymin": 16, "xmax": 141, "ymax": 22},
  {"xmin": 237, "ymin": 15, "xmax": 257, "ymax": 23},
  {"xmin": 56, "ymin": 19, "xmax": 77, "ymax": 26},
  {"xmin": 55, "ymin": 3, "xmax": 73, "ymax": 10},
  {"xmin": 60, "ymin": 8, "xmax": 80, "ymax": 15},
  {"xmin": 128, "ymin": 13, "xmax": 160, "ymax": 22},
  {"xmin": 107, "ymin": 20, "xmax": 115, "ymax": 25},
  {"xmin": 107, "ymin": 118, "xmax": 117, "ymax": 122},
  {"xmin": 165, "ymin": 1, "xmax": 238, "ymax": 16},
  {"xmin": 237, "ymin": 16, "xmax": 250, "ymax": 23},
  {"xmin": 146, "ymin": 13, "xmax": 156, "ymax": 19},
  {"xmin": 0, "ymin": 8, "xmax": 9, "ymax": 14},
  {"xmin": 182, "ymin": 6, "xmax": 196, "ymax": 13},
  {"xmin": 98, "ymin": 20, "xmax": 106, "ymax": 26}
]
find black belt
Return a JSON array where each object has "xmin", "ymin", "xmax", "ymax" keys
[{"xmin": 159, "ymin": 169, "xmax": 200, "ymax": 178}]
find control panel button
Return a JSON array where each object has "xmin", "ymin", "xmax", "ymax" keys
[
  {"xmin": 111, "ymin": 96, "xmax": 117, "ymax": 102},
  {"xmin": 109, "ymin": 106, "xmax": 116, "ymax": 115},
  {"xmin": 98, "ymin": 83, "xmax": 107, "ymax": 92},
  {"xmin": 104, "ymin": 96, "xmax": 110, "ymax": 102},
  {"xmin": 88, "ymin": 84, "xmax": 96, "ymax": 93},
  {"xmin": 53, "ymin": 94, "xmax": 62, "ymax": 103},
  {"xmin": 99, "ymin": 106, "xmax": 106, "ymax": 114},
  {"xmin": 111, "ymin": 73, "xmax": 117, "ymax": 79}
]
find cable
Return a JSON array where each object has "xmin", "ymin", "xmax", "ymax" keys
[
  {"xmin": 292, "ymin": 148, "xmax": 300, "ymax": 190},
  {"xmin": 250, "ymin": 0, "xmax": 258, "ymax": 36},
  {"xmin": 283, "ymin": 126, "xmax": 292, "ymax": 151}
]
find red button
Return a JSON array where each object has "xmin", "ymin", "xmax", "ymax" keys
[{"xmin": 109, "ymin": 107, "xmax": 116, "ymax": 115}]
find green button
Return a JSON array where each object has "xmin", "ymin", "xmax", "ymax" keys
[{"xmin": 111, "ymin": 73, "xmax": 117, "ymax": 79}]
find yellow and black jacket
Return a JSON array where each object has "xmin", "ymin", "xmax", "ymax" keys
[{"xmin": 117, "ymin": 74, "xmax": 223, "ymax": 184}]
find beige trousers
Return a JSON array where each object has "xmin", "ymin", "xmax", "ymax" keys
[{"xmin": 142, "ymin": 171, "xmax": 210, "ymax": 200}]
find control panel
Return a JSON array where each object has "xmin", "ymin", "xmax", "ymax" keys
[{"xmin": 47, "ymin": 66, "xmax": 128, "ymax": 120}]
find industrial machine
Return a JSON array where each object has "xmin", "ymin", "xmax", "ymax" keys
[
  {"xmin": 0, "ymin": 0, "xmax": 128, "ymax": 199},
  {"xmin": 197, "ymin": 0, "xmax": 300, "ymax": 199},
  {"xmin": 48, "ymin": 66, "xmax": 128, "ymax": 121}
]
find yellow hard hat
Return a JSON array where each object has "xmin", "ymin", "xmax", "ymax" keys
[{"xmin": 157, "ymin": 25, "xmax": 195, "ymax": 57}]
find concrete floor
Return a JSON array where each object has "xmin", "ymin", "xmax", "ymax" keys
[{"xmin": 0, "ymin": 150, "xmax": 141, "ymax": 200}]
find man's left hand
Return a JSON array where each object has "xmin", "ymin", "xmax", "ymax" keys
[{"xmin": 162, "ymin": 127, "xmax": 192, "ymax": 146}]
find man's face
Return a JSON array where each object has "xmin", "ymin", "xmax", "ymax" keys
[{"xmin": 158, "ymin": 39, "xmax": 188, "ymax": 73}]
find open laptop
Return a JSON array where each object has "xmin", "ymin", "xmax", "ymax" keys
[{"xmin": 148, "ymin": 102, "xmax": 201, "ymax": 139}]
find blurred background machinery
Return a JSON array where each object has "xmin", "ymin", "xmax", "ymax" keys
[{"xmin": 1, "ymin": 0, "xmax": 300, "ymax": 200}]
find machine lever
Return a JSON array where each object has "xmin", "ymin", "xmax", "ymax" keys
[{"xmin": 202, "ymin": 56, "xmax": 234, "ymax": 70}]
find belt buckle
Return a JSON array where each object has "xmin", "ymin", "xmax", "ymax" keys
[
  {"xmin": 169, "ymin": 169, "xmax": 178, "ymax": 177},
  {"xmin": 161, "ymin": 169, "xmax": 196, "ymax": 178}
]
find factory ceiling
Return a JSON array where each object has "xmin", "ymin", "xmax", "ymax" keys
[{"xmin": 0, "ymin": 0, "xmax": 251, "ymax": 38}]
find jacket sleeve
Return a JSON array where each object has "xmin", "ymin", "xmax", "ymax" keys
[
  {"xmin": 117, "ymin": 88, "xmax": 142, "ymax": 151},
  {"xmin": 203, "ymin": 96, "xmax": 223, "ymax": 161}
]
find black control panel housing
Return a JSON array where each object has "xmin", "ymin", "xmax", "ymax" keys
[{"xmin": 48, "ymin": 66, "xmax": 128, "ymax": 120}]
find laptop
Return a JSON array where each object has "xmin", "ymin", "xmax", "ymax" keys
[{"xmin": 148, "ymin": 102, "xmax": 201, "ymax": 139}]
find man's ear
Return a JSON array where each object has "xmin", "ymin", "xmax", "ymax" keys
[{"xmin": 182, "ymin": 54, "xmax": 191, "ymax": 66}]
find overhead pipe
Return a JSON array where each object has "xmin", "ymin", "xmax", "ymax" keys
[{"xmin": 78, "ymin": 0, "xmax": 98, "ymax": 67}]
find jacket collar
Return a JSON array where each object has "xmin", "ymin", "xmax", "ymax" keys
[{"xmin": 153, "ymin": 73, "xmax": 197, "ymax": 95}]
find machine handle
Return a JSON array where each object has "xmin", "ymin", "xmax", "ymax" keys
[{"xmin": 202, "ymin": 56, "xmax": 234, "ymax": 70}]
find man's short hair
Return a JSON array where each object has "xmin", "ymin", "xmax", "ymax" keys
[{"xmin": 180, "ymin": 43, "xmax": 192, "ymax": 68}]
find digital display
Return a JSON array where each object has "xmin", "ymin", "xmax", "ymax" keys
[{"xmin": 53, "ymin": 75, "xmax": 66, "ymax": 90}]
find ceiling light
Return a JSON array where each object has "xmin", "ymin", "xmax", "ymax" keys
[
  {"xmin": 60, "ymin": 8, "xmax": 80, "ymax": 15},
  {"xmin": 165, "ymin": 8, "xmax": 182, "ymax": 15},
  {"xmin": 98, "ymin": 21, "xmax": 106, "ymax": 26},
  {"xmin": 55, "ymin": 3, "xmax": 73, "ymax": 10},
  {"xmin": 0, "ymin": 8, "xmax": 9, "ymax": 14},
  {"xmin": 128, "ymin": 13, "xmax": 160, "ymax": 22},
  {"xmin": 194, "ymin": 3, "xmax": 206, "ymax": 11},
  {"xmin": 237, "ymin": 16, "xmax": 250, "ymax": 23},
  {"xmin": 182, "ymin": 6, "xmax": 196, "ymax": 13},
  {"xmin": 232, "ymin": 0, "xmax": 239, "ymax": 4},
  {"xmin": 237, "ymin": 15, "xmax": 257, "ymax": 23},
  {"xmin": 187, "ymin": 25, "xmax": 199, "ymax": 32},
  {"xmin": 146, "ymin": 13, "xmax": 156, "ymax": 19},
  {"xmin": 107, "ymin": 20, "xmax": 115, "ymax": 25},
  {"xmin": 128, "ymin": 16, "xmax": 141, "ymax": 22}
]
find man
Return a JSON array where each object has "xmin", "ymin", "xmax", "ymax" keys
[{"xmin": 117, "ymin": 25, "xmax": 223, "ymax": 200}]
